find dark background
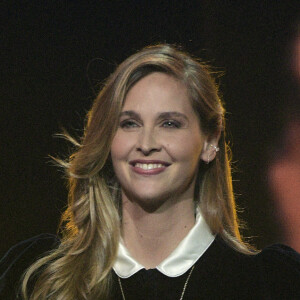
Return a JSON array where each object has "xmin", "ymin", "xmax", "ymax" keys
[{"xmin": 1, "ymin": 1, "xmax": 299, "ymax": 256}]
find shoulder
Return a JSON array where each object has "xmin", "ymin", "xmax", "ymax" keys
[
  {"xmin": 0, "ymin": 233, "xmax": 60, "ymax": 278},
  {"xmin": 200, "ymin": 237, "xmax": 300, "ymax": 299},
  {"xmin": 256, "ymin": 243, "xmax": 300, "ymax": 298},
  {"xmin": 258, "ymin": 243, "xmax": 300, "ymax": 266},
  {"xmin": 0, "ymin": 233, "xmax": 60, "ymax": 299},
  {"xmin": 212, "ymin": 235, "xmax": 300, "ymax": 270}
]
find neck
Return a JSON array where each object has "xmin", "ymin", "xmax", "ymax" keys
[{"xmin": 121, "ymin": 195, "xmax": 195, "ymax": 269}]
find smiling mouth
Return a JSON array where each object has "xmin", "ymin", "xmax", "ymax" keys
[
  {"xmin": 129, "ymin": 160, "xmax": 170, "ymax": 173},
  {"xmin": 135, "ymin": 163, "xmax": 165, "ymax": 170}
]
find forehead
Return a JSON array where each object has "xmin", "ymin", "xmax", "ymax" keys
[{"xmin": 123, "ymin": 72, "xmax": 194, "ymax": 114}]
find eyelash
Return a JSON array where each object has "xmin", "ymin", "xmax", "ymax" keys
[
  {"xmin": 120, "ymin": 120, "xmax": 139, "ymax": 128},
  {"xmin": 162, "ymin": 120, "xmax": 182, "ymax": 128},
  {"xmin": 119, "ymin": 119, "xmax": 182, "ymax": 129}
]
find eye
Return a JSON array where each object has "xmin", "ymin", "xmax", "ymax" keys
[
  {"xmin": 162, "ymin": 120, "xmax": 182, "ymax": 128},
  {"xmin": 120, "ymin": 119, "xmax": 139, "ymax": 129}
]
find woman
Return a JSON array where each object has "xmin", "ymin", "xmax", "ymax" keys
[{"xmin": 1, "ymin": 44, "xmax": 300, "ymax": 299}]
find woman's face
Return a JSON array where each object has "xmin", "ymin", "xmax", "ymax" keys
[{"xmin": 111, "ymin": 72, "xmax": 208, "ymax": 208}]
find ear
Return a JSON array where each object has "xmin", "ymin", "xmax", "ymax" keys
[{"xmin": 200, "ymin": 130, "xmax": 221, "ymax": 163}]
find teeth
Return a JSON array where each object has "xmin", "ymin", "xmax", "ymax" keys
[{"xmin": 135, "ymin": 163, "xmax": 164, "ymax": 170}]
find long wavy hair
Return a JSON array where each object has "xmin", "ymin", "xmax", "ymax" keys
[{"xmin": 22, "ymin": 44, "xmax": 252, "ymax": 300}]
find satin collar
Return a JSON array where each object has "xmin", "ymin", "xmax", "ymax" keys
[{"xmin": 113, "ymin": 209, "xmax": 215, "ymax": 278}]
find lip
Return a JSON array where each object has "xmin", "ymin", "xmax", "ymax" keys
[{"xmin": 129, "ymin": 159, "xmax": 171, "ymax": 175}]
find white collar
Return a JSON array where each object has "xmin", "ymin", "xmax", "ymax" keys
[{"xmin": 113, "ymin": 209, "xmax": 215, "ymax": 278}]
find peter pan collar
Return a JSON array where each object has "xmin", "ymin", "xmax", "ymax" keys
[{"xmin": 113, "ymin": 209, "xmax": 215, "ymax": 278}]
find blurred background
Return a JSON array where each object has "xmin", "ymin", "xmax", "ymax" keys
[{"xmin": 1, "ymin": 1, "xmax": 300, "ymax": 256}]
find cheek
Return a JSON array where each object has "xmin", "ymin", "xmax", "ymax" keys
[
  {"xmin": 165, "ymin": 133, "xmax": 203, "ymax": 162},
  {"xmin": 110, "ymin": 134, "xmax": 127, "ymax": 179},
  {"xmin": 111, "ymin": 131, "xmax": 134, "ymax": 161},
  {"xmin": 111, "ymin": 132, "xmax": 125, "ymax": 158}
]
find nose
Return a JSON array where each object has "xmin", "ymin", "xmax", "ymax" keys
[{"xmin": 136, "ymin": 128, "xmax": 161, "ymax": 156}]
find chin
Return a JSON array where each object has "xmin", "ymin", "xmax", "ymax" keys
[
  {"xmin": 122, "ymin": 188, "xmax": 178, "ymax": 212},
  {"xmin": 132, "ymin": 197, "xmax": 169, "ymax": 213}
]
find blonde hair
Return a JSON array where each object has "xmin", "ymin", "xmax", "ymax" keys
[{"xmin": 22, "ymin": 44, "xmax": 252, "ymax": 300}]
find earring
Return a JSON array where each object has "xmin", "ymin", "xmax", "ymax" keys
[
  {"xmin": 206, "ymin": 144, "xmax": 219, "ymax": 164},
  {"xmin": 210, "ymin": 144, "xmax": 220, "ymax": 152}
]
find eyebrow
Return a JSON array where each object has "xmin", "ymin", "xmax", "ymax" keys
[
  {"xmin": 119, "ymin": 110, "xmax": 189, "ymax": 122},
  {"xmin": 119, "ymin": 110, "xmax": 140, "ymax": 119},
  {"xmin": 158, "ymin": 112, "xmax": 188, "ymax": 122}
]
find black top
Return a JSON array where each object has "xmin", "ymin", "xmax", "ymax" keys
[{"xmin": 1, "ymin": 234, "xmax": 300, "ymax": 299}]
